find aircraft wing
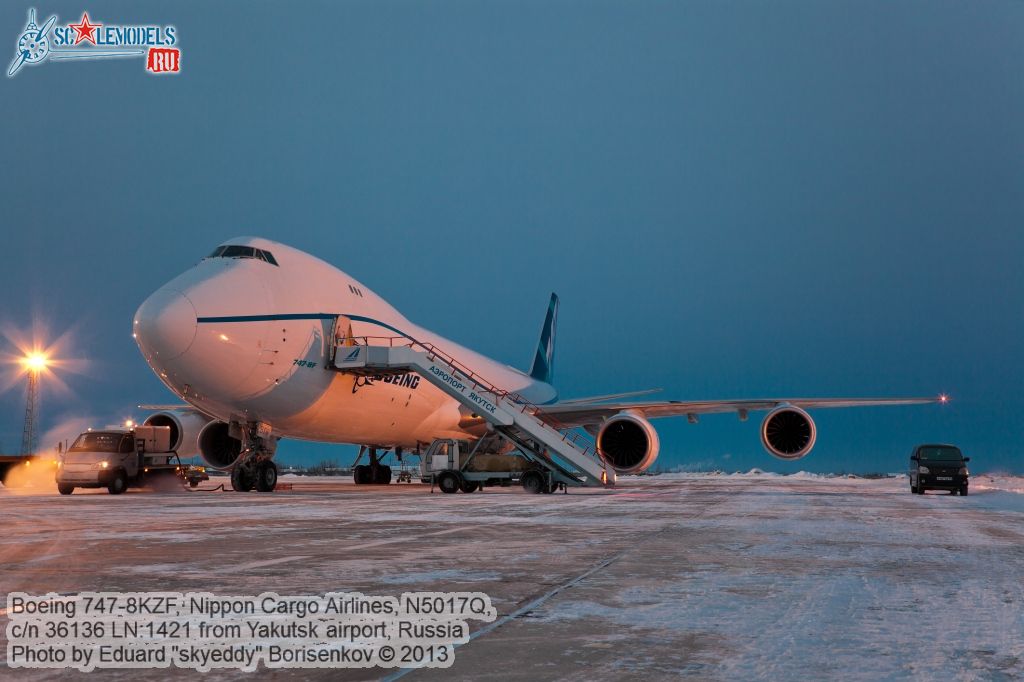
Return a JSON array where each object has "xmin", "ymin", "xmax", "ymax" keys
[{"xmin": 536, "ymin": 396, "xmax": 945, "ymax": 428}]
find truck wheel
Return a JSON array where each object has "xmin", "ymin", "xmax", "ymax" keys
[
  {"xmin": 231, "ymin": 465, "xmax": 254, "ymax": 492},
  {"xmin": 255, "ymin": 461, "xmax": 278, "ymax": 492},
  {"xmin": 107, "ymin": 471, "xmax": 127, "ymax": 495},
  {"xmin": 459, "ymin": 480, "xmax": 479, "ymax": 493},
  {"xmin": 960, "ymin": 485, "xmax": 968, "ymax": 496},
  {"xmin": 437, "ymin": 471, "xmax": 461, "ymax": 494},
  {"xmin": 189, "ymin": 480, "xmax": 199, "ymax": 488},
  {"xmin": 521, "ymin": 471, "xmax": 544, "ymax": 494},
  {"xmin": 58, "ymin": 484, "xmax": 74, "ymax": 495}
]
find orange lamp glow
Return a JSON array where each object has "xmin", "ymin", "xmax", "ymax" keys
[{"xmin": 21, "ymin": 352, "xmax": 48, "ymax": 372}]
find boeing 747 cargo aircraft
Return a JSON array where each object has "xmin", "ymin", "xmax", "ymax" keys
[{"xmin": 132, "ymin": 237, "xmax": 940, "ymax": 492}]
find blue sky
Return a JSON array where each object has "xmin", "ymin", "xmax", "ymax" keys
[{"xmin": 1, "ymin": 0, "xmax": 1021, "ymax": 473}]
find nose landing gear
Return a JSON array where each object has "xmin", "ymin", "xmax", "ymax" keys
[
  {"xmin": 230, "ymin": 422, "xmax": 279, "ymax": 493},
  {"xmin": 231, "ymin": 455, "xmax": 279, "ymax": 492}
]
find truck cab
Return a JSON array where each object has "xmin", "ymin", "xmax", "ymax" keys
[
  {"xmin": 55, "ymin": 426, "xmax": 204, "ymax": 495},
  {"xmin": 909, "ymin": 444, "xmax": 970, "ymax": 496}
]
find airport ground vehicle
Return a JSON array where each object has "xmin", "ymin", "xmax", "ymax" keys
[
  {"xmin": 420, "ymin": 438, "xmax": 563, "ymax": 494},
  {"xmin": 909, "ymin": 444, "xmax": 970, "ymax": 495},
  {"xmin": 56, "ymin": 426, "xmax": 208, "ymax": 495}
]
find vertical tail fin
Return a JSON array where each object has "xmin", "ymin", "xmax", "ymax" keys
[{"xmin": 528, "ymin": 293, "xmax": 558, "ymax": 383}]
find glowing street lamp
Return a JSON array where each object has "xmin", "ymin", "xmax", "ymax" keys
[
  {"xmin": 18, "ymin": 351, "xmax": 51, "ymax": 456},
  {"xmin": 21, "ymin": 352, "xmax": 48, "ymax": 373},
  {"xmin": 4, "ymin": 327, "xmax": 84, "ymax": 457}
]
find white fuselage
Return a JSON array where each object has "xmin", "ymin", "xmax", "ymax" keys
[{"xmin": 133, "ymin": 237, "xmax": 556, "ymax": 449}]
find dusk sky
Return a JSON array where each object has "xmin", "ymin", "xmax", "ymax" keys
[{"xmin": 1, "ymin": 0, "xmax": 1021, "ymax": 473}]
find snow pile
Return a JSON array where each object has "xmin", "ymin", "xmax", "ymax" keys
[{"xmin": 971, "ymin": 475, "xmax": 1024, "ymax": 494}]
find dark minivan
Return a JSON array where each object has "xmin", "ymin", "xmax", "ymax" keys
[{"xmin": 909, "ymin": 444, "xmax": 969, "ymax": 495}]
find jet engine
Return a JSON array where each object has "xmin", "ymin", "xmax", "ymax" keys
[
  {"xmin": 760, "ymin": 405, "xmax": 817, "ymax": 460},
  {"xmin": 197, "ymin": 420, "xmax": 243, "ymax": 470},
  {"xmin": 597, "ymin": 412, "xmax": 660, "ymax": 474},
  {"xmin": 142, "ymin": 409, "xmax": 212, "ymax": 459}
]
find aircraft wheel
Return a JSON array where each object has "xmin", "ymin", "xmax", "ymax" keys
[
  {"xmin": 353, "ymin": 465, "xmax": 371, "ymax": 484},
  {"xmin": 437, "ymin": 471, "xmax": 461, "ymax": 494},
  {"xmin": 375, "ymin": 465, "xmax": 392, "ymax": 485},
  {"xmin": 107, "ymin": 470, "xmax": 127, "ymax": 495},
  {"xmin": 58, "ymin": 484, "xmax": 74, "ymax": 495},
  {"xmin": 231, "ymin": 465, "xmax": 254, "ymax": 492},
  {"xmin": 520, "ymin": 471, "xmax": 544, "ymax": 495},
  {"xmin": 255, "ymin": 461, "xmax": 278, "ymax": 492}
]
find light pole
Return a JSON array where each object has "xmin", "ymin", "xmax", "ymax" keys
[{"xmin": 19, "ymin": 353, "xmax": 47, "ymax": 456}]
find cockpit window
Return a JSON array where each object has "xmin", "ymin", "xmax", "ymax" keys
[
  {"xmin": 221, "ymin": 245, "xmax": 257, "ymax": 259},
  {"xmin": 206, "ymin": 245, "xmax": 279, "ymax": 266}
]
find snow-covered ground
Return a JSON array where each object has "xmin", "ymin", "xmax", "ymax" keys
[{"xmin": 1, "ymin": 473, "xmax": 1022, "ymax": 680}]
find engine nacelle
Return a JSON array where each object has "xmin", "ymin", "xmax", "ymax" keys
[
  {"xmin": 760, "ymin": 406, "xmax": 816, "ymax": 460},
  {"xmin": 142, "ymin": 409, "xmax": 212, "ymax": 459},
  {"xmin": 597, "ymin": 412, "xmax": 660, "ymax": 474},
  {"xmin": 197, "ymin": 420, "xmax": 243, "ymax": 470}
]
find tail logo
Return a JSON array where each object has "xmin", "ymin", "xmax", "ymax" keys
[{"xmin": 528, "ymin": 293, "xmax": 559, "ymax": 383}]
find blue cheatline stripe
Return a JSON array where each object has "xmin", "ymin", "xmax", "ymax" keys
[
  {"xmin": 195, "ymin": 312, "xmax": 409, "ymax": 337},
  {"xmin": 196, "ymin": 313, "xmax": 335, "ymax": 322}
]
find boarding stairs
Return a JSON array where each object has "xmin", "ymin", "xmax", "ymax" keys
[{"xmin": 327, "ymin": 335, "xmax": 613, "ymax": 488}]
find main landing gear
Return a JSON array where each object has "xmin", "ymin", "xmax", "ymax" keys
[
  {"xmin": 231, "ymin": 423, "xmax": 279, "ymax": 493},
  {"xmin": 353, "ymin": 447, "xmax": 392, "ymax": 485}
]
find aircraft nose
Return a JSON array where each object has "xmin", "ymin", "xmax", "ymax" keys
[{"xmin": 133, "ymin": 288, "xmax": 198, "ymax": 361}]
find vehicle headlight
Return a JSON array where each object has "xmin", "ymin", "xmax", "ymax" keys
[
  {"xmin": 918, "ymin": 466, "xmax": 930, "ymax": 474},
  {"xmin": 959, "ymin": 467, "xmax": 968, "ymax": 476},
  {"xmin": 95, "ymin": 461, "xmax": 109, "ymax": 469}
]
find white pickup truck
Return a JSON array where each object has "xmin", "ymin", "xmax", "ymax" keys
[{"xmin": 56, "ymin": 426, "xmax": 207, "ymax": 495}]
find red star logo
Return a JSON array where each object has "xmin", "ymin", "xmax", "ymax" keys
[{"xmin": 68, "ymin": 12, "xmax": 101, "ymax": 45}]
